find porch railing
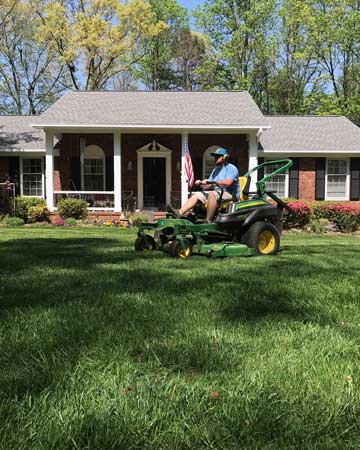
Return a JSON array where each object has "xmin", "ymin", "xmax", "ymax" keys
[
  {"xmin": 54, "ymin": 191, "xmax": 114, "ymax": 210},
  {"xmin": 53, "ymin": 191, "xmax": 137, "ymax": 211}
]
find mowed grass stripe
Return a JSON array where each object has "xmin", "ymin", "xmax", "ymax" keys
[{"xmin": 0, "ymin": 228, "xmax": 360, "ymax": 449}]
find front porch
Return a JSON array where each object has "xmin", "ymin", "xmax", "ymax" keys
[{"xmin": 45, "ymin": 131, "xmax": 257, "ymax": 213}]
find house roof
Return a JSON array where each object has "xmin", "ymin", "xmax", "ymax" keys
[
  {"xmin": 0, "ymin": 115, "xmax": 45, "ymax": 151},
  {"xmin": 32, "ymin": 91, "xmax": 268, "ymax": 129},
  {"xmin": 260, "ymin": 115, "xmax": 360, "ymax": 153}
]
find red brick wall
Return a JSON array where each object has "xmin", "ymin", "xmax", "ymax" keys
[{"xmin": 299, "ymin": 158, "xmax": 316, "ymax": 201}]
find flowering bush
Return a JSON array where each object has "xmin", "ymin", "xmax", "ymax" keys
[
  {"xmin": 283, "ymin": 201, "xmax": 313, "ymax": 229},
  {"xmin": 314, "ymin": 204, "xmax": 360, "ymax": 233},
  {"xmin": 54, "ymin": 218, "xmax": 65, "ymax": 226},
  {"xmin": 92, "ymin": 218, "xmax": 130, "ymax": 228},
  {"xmin": 13, "ymin": 197, "xmax": 47, "ymax": 222},
  {"xmin": 27, "ymin": 204, "xmax": 49, "ymax": 223}
]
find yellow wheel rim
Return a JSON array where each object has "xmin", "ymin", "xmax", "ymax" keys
[
  {"xmin": 144, "ymin": 244, "xmax": 153, "ymax": 251},
  {"xmin": 258, "ymin": 230, "xmax": 276, "ymax": 254},
  {"xmin": 178, "ymin": 246, "xmax": 191, "ymax": 258}
]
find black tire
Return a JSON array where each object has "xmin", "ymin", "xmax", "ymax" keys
[
  {"xmin": 135, "ymin": 234, "xmax": 156, "ymax": 251},
  {"xmin": 241, "ymin": 221, "xmax": 280, "ymax": 256},
  {"xmin": 169, "ymin": 239, "xmax": 192, "ymax": 258}
]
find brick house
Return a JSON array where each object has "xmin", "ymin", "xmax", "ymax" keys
[{"xmin": 0, "ymin": 91, "xmax": 359, "ymax": 214}]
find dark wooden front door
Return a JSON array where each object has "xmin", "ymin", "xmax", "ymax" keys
[{"xmin": 143, "ymin": 157, "xmax": 166, "ymax": 209}]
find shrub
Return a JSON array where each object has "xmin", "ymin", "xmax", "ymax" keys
[
  {"xmin": 57, "ymin": 198, "xmax": 88, "ymax": 219},
  {"xmin": 3, "ymin": 216, "xmax": 25, "ymax": 226},
  {"xmin": 306, "ymin": 218, "xmax": 335, "ymax": 234},
  {"xmin": 314, "ymin": 204, "xmax": 360, "ymax": 233},
  {"xmin": 13, "ymin": 197, "xmax": 46, "ymax": 222},
  {"xmin": 27, "ymin": 204, "xmax": 49, "ymax": 223},
  {"xmin": 283, "ymin": 201, "xmax": 313, "ymax": 229},
  {"xmin": 64, "ymin": 217, "xmax": 77, "ymax": 226},
  {"xmin": 129, "ymin": 212, "xmax": 149, "ymax": 227}
]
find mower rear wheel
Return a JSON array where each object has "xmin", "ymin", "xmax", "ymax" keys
[
  {"xmin": 169, "ymin": 239, "xmax": 192, "ymax": 258},
  {"xmin": 135, "ymin": 234, "xmax": 156, "ymax": 251},
  {"xmin": 241, "ymin": 222, "xmax": 280, "ymax": 256}
]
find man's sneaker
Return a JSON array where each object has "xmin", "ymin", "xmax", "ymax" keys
[{"xmin": 166, "ymin": 204, "xmax": 181, "ymax": 218}]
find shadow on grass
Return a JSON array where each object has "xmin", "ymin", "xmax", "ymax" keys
[{"xmin": 0, "ymin": 234, "xmax": 359, "ymax": 399}]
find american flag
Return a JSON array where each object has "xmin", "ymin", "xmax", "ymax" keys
[{"xmin": 184, "ymin": 139, "xmax": 194, "ymax": 188}]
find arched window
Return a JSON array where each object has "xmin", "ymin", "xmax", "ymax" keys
[
  {"xmin": 81, "ymin": 145, "xmax": 106, "ymax": 191},
  {"xmin": 203, "ymin": 145, "xmax": 225, "ymax": 179}
]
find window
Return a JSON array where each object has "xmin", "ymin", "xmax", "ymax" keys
[
  {"xmin": 203, "ymin": 145, "xmax": 223, "ymax": 179},
  {"xmin": 264, "ymin": 161, "xmax": 288, "ymax": 198},
  {"xmin": 326, "ymin": 159, "xmax": 348, "ymax": 200},
  {"xmin": 21, "ymin": 158, "xmax": 44, "ymax": 197},
  {"xmin": 81, "ymin": 145, "xmax": 105, "ymax": 191}
]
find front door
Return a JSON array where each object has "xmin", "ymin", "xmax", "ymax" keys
[{"xmin": 143, "ymin": 157, "xmax": 166, "ymax": 209}]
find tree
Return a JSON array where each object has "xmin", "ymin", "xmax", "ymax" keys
[
  {"xmin": 194, "ymin": 0, "xmax": 277, "ymax": 92},
  {"xmin": 170, "ymin": 29, "xmax": 209, "ymax": 90},
  {"xmin": 37, "ymin": 0, "xmax": 166, "ymax": 91},
  {"xmin": 268, "ymin": 0, "xmax": 321, "ymax": 114},
  {"xmin": 0, "ymin": 0, "xmax": 65, "ymax": 115},
  {"xmin": 137, "ymin": 0, "xmax": 188, "ymax": 90},
  {"xmin": 307, "ymin": 0, "xmax": 360, "ymax": 123}
]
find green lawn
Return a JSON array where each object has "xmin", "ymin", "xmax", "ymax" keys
[{"xmin": 1, "ymin": 227, "xmax": 360, "ymax": 450}]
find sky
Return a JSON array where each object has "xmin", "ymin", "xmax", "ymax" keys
[{"xmin": 177, "ymin": 0, "xmax": 204, "ymax": 12}]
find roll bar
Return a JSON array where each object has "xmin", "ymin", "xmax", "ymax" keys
[{"xmin": 245, "ymin": 159, "xmax": 293, "ymax": 198}]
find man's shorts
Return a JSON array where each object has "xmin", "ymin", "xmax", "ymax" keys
[{"xmin": 192, "ymin": 190, "xmax": 233, "ymax": 204}]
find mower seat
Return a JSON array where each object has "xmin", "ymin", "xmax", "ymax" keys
[{"xmin": 218, "ymin": 175, "xmax": 251, "ymax": 208}]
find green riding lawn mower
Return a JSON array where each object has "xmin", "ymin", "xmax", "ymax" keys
[{"xmin": 135, "ymin": 159, "xmax": 293, "ymax": 258}]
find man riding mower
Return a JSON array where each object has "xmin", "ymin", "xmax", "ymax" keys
[{"xmin": 135, "ymin": 159, "xmax": 293, "ymax": 258}]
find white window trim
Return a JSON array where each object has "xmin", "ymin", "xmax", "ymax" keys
[
  {"xmin": 20, "ymin": 157, "xmax": 45, "ymax": 198},
  {"xmin": 264, "ymin": 159, "xmax": 289, "ymax": 198},
  {"xmin": 136, "ymin": 142, "xmax": 172, "ymax": 210},
  {"xmin": 80, "ymin": 145, "xmax": 106, "ymax": 191},
  {"xmin": 325, "ymin": 158, "xmax": 350, "ymax": 201}
]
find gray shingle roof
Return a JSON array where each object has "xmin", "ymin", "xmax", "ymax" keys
[
  {"xmin": 0, "ymin": 116, "xmax": 45, "ymax": 151},
  {"xmin": 260, "ymin": 116, "xmax": 360, "ymax": 153},
  {"xmin": 33, "ymin": 91, "xmax": 267, "ymax": 127}
]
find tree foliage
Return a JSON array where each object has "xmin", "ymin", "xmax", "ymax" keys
[
  {"xmin": 0, "ymin": 0, "xmax": 65, "ymax": 114},
  {"xmin": 37, "ymin": 0, "xmax": 166, "ymax": 90}
]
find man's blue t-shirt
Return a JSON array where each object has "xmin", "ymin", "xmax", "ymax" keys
[{"xmin": 208, "ymin": 163, "xmax": 239, "ymax": 199}]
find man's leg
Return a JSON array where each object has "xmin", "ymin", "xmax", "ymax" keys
[
  {"xmin": 206, "ymin": 191, "xmax": 218, "ymax": 222},
  {"xmin": 179, "ymin": 195, "xmax": 199, "ymax": 216}
]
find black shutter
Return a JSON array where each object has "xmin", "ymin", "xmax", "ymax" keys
[
  {"xmin": 192, "ymin": 157, "xmax": 202, "ymax": 181},
  {"xmin": 8, "ymin": 157, "xmax": 20, "ymax": 195},
  {"xmin": 70, "ymin": 158, "xmax": 81, "ymax": 190},
  {"xmin": 315, "ymin": 158, "xmax": 326, "ymax": 200},
  {"xmin": 350, "ymin": 158, "xmax": 360, "ymax": 201},
  {"xmin": 288, "ymin": 158, "xmax": 299, "ymax": 199},
  {"xmin": 257, "ymin": 157, "xmax": 264, "ymax": 180},
  {"xmin": 105, "ymin": 157, "xmax": 114, "ymax": 191}
]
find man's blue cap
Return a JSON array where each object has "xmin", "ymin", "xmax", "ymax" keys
[{"xmin": 210, "ymin": 148, "xmax": 228, "ymax": 157}]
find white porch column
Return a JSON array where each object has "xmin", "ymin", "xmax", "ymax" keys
[
  {"xmin": 114, "ymin": 132, "xmax": 122, "ymax": 212},
  {"xmin": 248, "ymin": 132, "xmax": 258, "ymax": 192},
  {"xmin": 45, "ymin": 131, "xmax": 54, "ymax": 212},
  {"xmin": 181, "ymin": 131, "xmax": 189, "ymax": 205}
]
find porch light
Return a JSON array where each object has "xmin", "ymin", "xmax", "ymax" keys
[
  {"xmin": 176, "ymin": 161, "xmax": 181, "ymax": 171},
  {"xmin": 127, "ymin": 161, "xmax": 132, "ymax": 171},
  {"xmin": 148, "ymin": 139, "xmax": 160, "ymax": 151}
]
